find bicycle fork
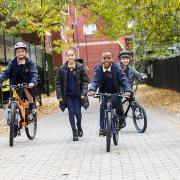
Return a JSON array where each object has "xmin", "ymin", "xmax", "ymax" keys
[{"xmin": 7, "ymin": 102, "xmax": 19, "ymax": 127}]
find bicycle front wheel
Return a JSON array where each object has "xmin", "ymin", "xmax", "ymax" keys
[
  {"xmin": 106, "ymin": 112, "xmax": 112, "ymax": 152},
  {"xmin": 112, "ymin": 116, "xmax": 119, "ymax": 145},
  {"xmin": 9, "ymin": 103, "xmax": 18, "ymax": 147},
  {"xmin": 113, "ymin": 125, "xmax": 119, "ymax": 146},
  {"xmin": 132, "ymin": 102, "xmax": 147, "ymax": 133},
  {"xmin": 25, "ymin": 112, "xmax": 37, "ymax": 140}
]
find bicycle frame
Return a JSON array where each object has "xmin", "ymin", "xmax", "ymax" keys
[
  {"xmin": 96, "ymin": 93, "xmax": 122, "ymax": 132},
  {"xmin": 0, "ymin": 84, "xmax": 38, "ymax": 146},
  {"xmin": 11, "ymin": 89, "xmax": 29, "ymax": 122},
  {"xmin": 104, "ymin": 98, "xmax": 114, "ymax": 132},
  {"xmin": 3, "ymin": 84, "xmax": 30, "ymax": 127},
  {"xmin": 122, "ymin": 78, "xmax": 144, "ymax": 117}
]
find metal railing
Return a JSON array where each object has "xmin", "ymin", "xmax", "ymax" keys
[{"xmin": 145, "ymin": 56, "xmax": 180, "ymax": 92}]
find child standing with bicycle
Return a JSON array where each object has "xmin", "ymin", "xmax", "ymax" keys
[
  {"xmin": 88, "ymin": 51, "xmax": 132, "ymax": 136},
  {"xmin": 56, "ymin": 48, "xmax": 89, "ymax": 141},
  {"xmin": 0, "ymin": 42, "xmax": 38, "ymax": 114}
]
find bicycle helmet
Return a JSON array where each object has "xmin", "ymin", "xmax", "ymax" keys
[
  {"xmin": 14, "ymin": 42, "xmax": 27, "ymax": 51},
  {"xmin": 118, "ymin": 50, "xmax": 131, "ymax": 59},
  {"xmin": 76, "ymin": 58, "xmax": 84, "ymax": 64}
]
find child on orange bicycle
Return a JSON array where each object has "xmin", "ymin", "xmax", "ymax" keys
[{"xmin": 0, "ymin": 42, "xmax": 38, "ymax": 114}]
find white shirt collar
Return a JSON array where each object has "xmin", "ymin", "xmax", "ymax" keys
[
  {"xmin": 17, "ymin": 58, "xmax": 26, "ymax": 65},
  {"xmin": 102, "ymin": 65, "xmax": 111, "ymax": 72}
]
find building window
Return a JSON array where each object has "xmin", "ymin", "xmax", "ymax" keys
[
  {"xmin": 64, "ymin": 5, "xmax": 70, "ymax": 15},
  {"xmin": 83, "ymin": 24, "xmax": 97, "ymax": 35},
  {"xmin": 30, "ymin": 44, "xmax": 37, "ymax": 64},
  {"xmin": 60, "ymin": 26, "xmax": 65, "ymax": 41}
]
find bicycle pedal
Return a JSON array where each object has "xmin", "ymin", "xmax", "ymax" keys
[
  {"xmin": 99, "ymin": 134, "xmax": 103, "ymax": 137},
  {"xmin": 7, "ymin": 120, "xmax": 10, "ymax": 126},
  {"xmin": 18, "ymin": 131, "xmax": 21, "ymax": 136},
  {"xmin": 17, "ymin": 128, "xmax": 21, "ymax": 136},
  {"xmin": 21, "ymin": 121, "xmax": 26, "ymax": 127},
  {"xmin": 99, "ymin": 133, "xmax": 106, "ymax": 137}
]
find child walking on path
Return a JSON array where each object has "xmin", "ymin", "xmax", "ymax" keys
[{"xmin": 56, "ymin": 48, "xmax": 89, "ymax": 141}]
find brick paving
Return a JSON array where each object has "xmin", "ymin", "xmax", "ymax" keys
[
  {"xmin": 0, "ymin": 98, "xmax": 180, "ymax": 180},
  {"xmin": 0, "ymin": 108, "xmax": 8, "ymax": 134}
]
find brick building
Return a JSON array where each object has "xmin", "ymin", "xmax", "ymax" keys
[{"xmin": 61, "ymin": 3, "xmax": 128, "ymax": 79}]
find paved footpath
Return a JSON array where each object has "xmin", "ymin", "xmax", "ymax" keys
[
  {"xmin": 0, "ymin": 106, "xmax": 9, "ymax": 134},
  {"xmin": 0, "ymin": 98, "xmax": 180, "ymax": 180}
]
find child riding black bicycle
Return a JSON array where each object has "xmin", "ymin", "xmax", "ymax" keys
[
  {"xmin": 0, "ymin": 42, "xmax": 38, "ymax": 114},
  {"xmin": 88, "ymin": 51, "xmax": 132, "ymax": 136},
  {"xmin": 118, "ymin": 50, "xmax": 147, "ymax": 86}
]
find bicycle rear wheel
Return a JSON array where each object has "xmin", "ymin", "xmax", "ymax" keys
[
  {"xmin": 9, "ymin": 103, "xmax": 18, "ymax": 147},
  {"xmin": 25, "ymin": 112, "xmax": 37, "ymax": 140},
  {"xmin": 132, "ymin": 102, "xmax": 147, "ymax": 133},
  {"xmin": 106, "ymin": 112, "xmax": 112, "ymax": 152}
]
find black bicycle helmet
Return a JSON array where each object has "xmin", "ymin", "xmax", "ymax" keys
[
  {"xmin": 14, "ymin": 42, "xmax": 27, "ymax": 51},
  {"xmin": 118, "ymin": 50, "xmax": 131, "ymax": 59}
]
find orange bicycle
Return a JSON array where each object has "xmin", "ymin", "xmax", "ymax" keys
[{"xmin": 0, "ymin": 83, "xmax": 37, "ymax": 146}]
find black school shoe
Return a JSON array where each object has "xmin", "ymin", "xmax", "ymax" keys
[
  {"xmin": 29, "ymin": 103, "xmax": 36, "ymax": 114},
  {"xmin": 72, "ymin": 129, "xmax": 79, "ymax": 141},
  {"xmin": 119, "ymin": 120, "xmax": 126, "ymax": 129},
  {"xmin": 77, "ymin": 125, "xmax": 83, "ymax": 137},
  {"xmin": 99, "ymin": 129, "xmax": 106, "ymax": 137}
]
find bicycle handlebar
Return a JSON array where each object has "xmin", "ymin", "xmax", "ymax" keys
[
  {"xmin": 132, "ymin": 78, "xmax": 145, "ymax": 93},
  {"xmin": 93, "ymin": 93, "xmax": 130, "ymax": 99},
  {"xmin": 0, "ymin": 83, "xmax": 30, "ymax": 89}
]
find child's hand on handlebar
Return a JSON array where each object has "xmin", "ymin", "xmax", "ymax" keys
[
  {"xmin": 28, "ymin": 83, "xmax": 35, "ymax": 88},
  {"xmin": 123, "ymin": 91, "xmax": 132, "ymax": 97},
  {"xmin": 88, "ymin": 91, "xmax": 95, "ymax": 96},
  {"xmin": 142, "ymin": 75, "xmax": 148, "ymax": 79}
]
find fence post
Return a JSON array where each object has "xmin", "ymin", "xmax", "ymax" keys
[{"xmin": 0, "ymin": 88, "xmax": 3, "ymax": 108}]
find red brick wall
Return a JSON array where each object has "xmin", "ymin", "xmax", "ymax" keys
[{"xmin": 51, "ymin": 32, "xmax": 63, "ymax": 70}]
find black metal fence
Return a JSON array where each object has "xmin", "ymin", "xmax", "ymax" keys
[
  {"xmin": 145, "ymin": 56, "xmax": 180, "ymax": 92},
  {"xmin": 0, "ymin": 88, "xmax": 3, "ymax": 108}
]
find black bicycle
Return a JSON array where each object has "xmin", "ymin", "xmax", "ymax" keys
[
  {"xmin": 94, "ymin": 93, "xmax": 122, "ymax": 152},
  {"xmin": 0, "ymin": 84, "xmax": 37, "ymax": 146},
  {"xmin": 122, "ymin": 78, "xmax": 147, "ymax": 133}
]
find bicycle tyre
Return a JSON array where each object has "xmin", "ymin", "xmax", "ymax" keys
[
  {"xmin": 9, "ymin": 103, "xmax": 17, "ymax": 147},
  {"xmin": 113, "ymin": 131, "xmax": 119, "ymax": 145},
  {"xmin": 112, "ymin": 115, "xmax": 119, "ymax": 145},
  {"xmin": 132, "ymin": 102, "xmax": 147, "ymax": 133},
  {"xmin": 25, "ymin": 112, "xmax": 37, "ymax": 140},
  {"xmin": 106, "ymin": 112, "xmax": 112, "ymax": 152}
]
